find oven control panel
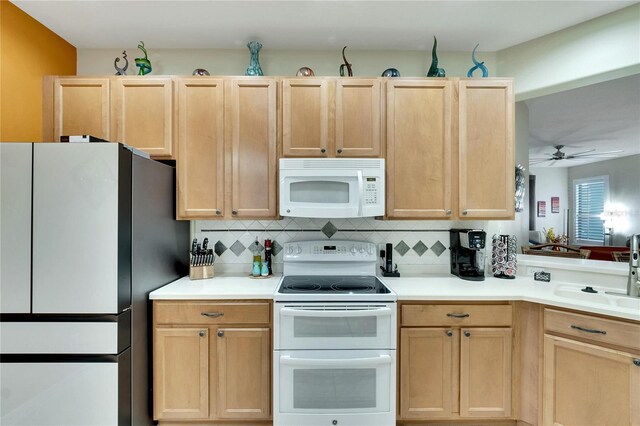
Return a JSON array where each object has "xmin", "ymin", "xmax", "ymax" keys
[{"xmin": 283, "ymin": 240, "xmax": 376, "ymax": 261}]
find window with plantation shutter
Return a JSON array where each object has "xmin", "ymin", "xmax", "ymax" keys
[{"xmin": 573, "ymin": 176, "xmax": 608, "ymax": 244}]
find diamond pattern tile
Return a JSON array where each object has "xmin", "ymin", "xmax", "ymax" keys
[
  {"xmin": 394, "ymin": 240, "xmax": 410, "ymax": 256},
  {"xmin": 229, "ymin": 240, "xmax": 246, "ymax": 256},
  {"xmin": 431, "ymin": 240, "xmax": 447, "ymax": 257},
  {"xmin": 412, "ymin": 241, "xmax": 428, "ymax": 256},
  {"xmin": 321, "ymin": 221, "xmax": 338, "ymax": 238},
  {"xmin": 272, "ymin": 240, "xmax": 283, "ymax": 256},
  {"xmin": 214, "ymin": 241, "xmax": 227, "ymax": 257}
]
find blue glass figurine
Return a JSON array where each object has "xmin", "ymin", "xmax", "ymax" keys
[
  {"xmin": 467, "ymin": 44, "xmax": 489, "ymax": 78},
  {"xmin": 134, "ymin": 41, "xmax": 152, "ymax": 75},
  {"xmin": 382, "ymin": 68, "xmax": 400, "ymax": 77},
  {"xmin": 427, "ymin": 36, "xmax": 445, "ymax": 77},
  {"xmin": 245, "ymin": 41, "xmax": 264, "ymax": 76}
]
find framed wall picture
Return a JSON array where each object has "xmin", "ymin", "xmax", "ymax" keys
[
  {"xmin": 551, "ymin": 196, "xmax": 560, "ymax": 213},
  {"xmin": 537, "ymin": 201, "xmax": 546, "ymax": 217}
]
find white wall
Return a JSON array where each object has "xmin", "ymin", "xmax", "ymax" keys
[
  {"xmin": 530, "ymin": 166, "xmax": 569, "ymax": 238},
  {"xmin": 567, "ymin": 154, "xmax": 640, "ymax": 246},
  {"xmin": 77, "ymin": 48, "xmax": 497, "ymax": 78},
  {"xmin": 497, "ymin": 3, "xmax": 640, "ymax": 101}
]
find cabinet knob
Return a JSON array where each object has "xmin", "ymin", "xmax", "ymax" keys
[
  {"xmin": 462, "ymin": 210, "xmax": 468, "ymax": 215},
  {"xmin": 446, "ymin": 330, "xmax": 453, "ymax": 337},
  {"xmin": 320, "ymin": 148, "xmax": 326, "ymax": 154},
  {"xmin": 337, "ymin": 149, "xmax": 343, "ymax": 154},
  {"xmin": 464, "ymin": 331, "xmax": 471, "ymax": 337},
  {"xmin": 232, "ymin": 210, "xmax": 238, "ymax": 215},
  {"xmin": 217, "ymin": 330, "xmax": 224, "ymax": 338},
  {"xmin": 199, "ymin": 330, "xmax": 206, "ymax": 337},
  {"xmin": 215, "ymin": 209, "xmax": 221, "ymax": 215},
  {"xmin": 446, "ymin": 210, "xmax": 452, "ymax": 215},
  {"xmin": 633, "ymin": 359, "xmax": 640, "ymax": 367}
]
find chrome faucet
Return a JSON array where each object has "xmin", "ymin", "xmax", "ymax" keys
[{"xmin": 628, "ymin": 233, "xmax": 640, "ymax": 297}]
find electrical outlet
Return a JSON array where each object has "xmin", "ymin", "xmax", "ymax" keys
[{"xmin": 534, "ymin": 271, "xmax": 551, "ymax": 282}]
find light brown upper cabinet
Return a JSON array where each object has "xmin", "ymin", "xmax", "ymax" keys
[
  {"xmin": 458, "ymin": 79, "xmax": 514, "ymax": 219},
  {"xmin": 176, "ymin": 78, "xmax": 225, "ymax": 219},
  {"xmin": 227, "ymin": 78, "xmax": 277, "ymax": 219},
  {"xmin": 282, "ymin": 78, "xmax": 382, "ymax": 157},
  {"xmin": 386, "ymin": 79, "xmax": 453, "ymax": 219},
  {"xmin": 45, "ymin": 77, "xmax": 111, "ymax": 142},
  {"xmin": 111, "ymin": 77, "xmax": 174, "ymax": 158}
]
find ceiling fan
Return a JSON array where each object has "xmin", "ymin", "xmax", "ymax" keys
[{"xmin": 529, "ymin": 145, "xmax": 623, "ymax": 166}]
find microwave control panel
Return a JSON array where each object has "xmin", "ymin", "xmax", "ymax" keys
[{"xmin": 364, "ymin": 177, "xmax": 380, "ymax": 205}]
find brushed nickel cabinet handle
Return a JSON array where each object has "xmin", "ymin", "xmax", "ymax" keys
[
  {"xmin": 462, "ymin": 210, "xmax": 468, "ymax": 215},
  {"xmin": 232, "ymin": 210, "xmax": 238, "ymax": 215},
  {"xmin": 215, "ymin": 209, "xmax": 221, "ymax": 215},
  {"xmin": 571, "ymin": 325, "xmax": 606, "ymax": 335},
  {"xmin": 446, "ymin": 210, "xmax": 452, "ymax": 215},
  {"xmin": 337, "ymin": 149, "xmax": 343, "ymax": 154},
  {"xmin": 199, "ymin": 330, "xmax": 206, "ymax": 337},
  {"xmin": 320, "ymin": 148, "xmax": 326, "ymax": 153},
  {"xmin": 447, "ymin": 313, "xmax": 470, "ymax": 319},
  {"xmin": 633, "ymin": 359, "xmax": 640, "ymax": 367},
  {"xmin": 217, "ymin": 330, "xmax": 224, "ymax": 337},
  {"xmin": 464, "ymin": 331, "xmax": 471, "ymax": 337},
  {"xmin": 446, "ymin": 330, "xmax": 453, "ymax": 337},
  {"xmin": 201, "ymin": 312, "xmax": 224, "ymax": 318}
]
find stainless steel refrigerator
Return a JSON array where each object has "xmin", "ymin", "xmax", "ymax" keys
[{"xmin": 0, "ymin": 142, "xmax": 189, "ymax": 425}]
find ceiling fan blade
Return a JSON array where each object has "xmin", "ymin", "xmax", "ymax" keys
[
  {"xmin": 564, "ymin": 149, "xmax": 596, "ymax": 157},
  {"xmin": 548, "ymin": 160, "xmax": 558, "ymax": 166},
  {"xmin": 573, "ymin": 149, "xmax": 624, "ymax": 156},
  {"xmin": 529, "ymin": 159, "xmax": 551, "ymax": 165},
  {"xmin": 566, "ymin": 153, "xmax": 622, "ymax": 159}
]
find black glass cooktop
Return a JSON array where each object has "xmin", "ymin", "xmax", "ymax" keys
[{"xmin": 279, "ymin": 275, "xmax": 391, "ymax": 294}]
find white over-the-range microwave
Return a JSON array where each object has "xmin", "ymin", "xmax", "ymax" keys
[{"xmin": 279, "ymin": 158, "xmax": 385, "ymax": 218}]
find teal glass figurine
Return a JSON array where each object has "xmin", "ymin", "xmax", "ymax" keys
[
  {"xmin": 382, "ymin": 68, "xmax": 400, "ymax": 77},
  {"xmin": 339, "ymin": 46, "xmax": 353, "ymax": 77},
  {"xmin": 134, "ymin": 41, "xmax": 152, "ymax": 75},
  {"xmin": 467, "ymin": 44, "xmax": 489, "ymax": 77},
  {"xmin": 427, "ymin": 36, "xmax": 445, "ymax": 77},
  {"xmin": 245, "ymin": 41, "xmax": 264, "ymax": 76},
  {"xmin": 114, "ymin": 51, "xmax": 128, "ymax": 75}
]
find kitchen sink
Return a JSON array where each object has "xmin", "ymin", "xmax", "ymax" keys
[
  {"xmin": 553, "ymin": 287, "xmax": 612, "ymax": 305},
  {"xmin": 615, "ymin": 297, "xmax": 640, "ymax": 310}
]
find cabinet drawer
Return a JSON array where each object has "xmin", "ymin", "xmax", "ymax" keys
[
  {"xmin": 402, "ymin": 304, "xmax": 512, "ymax": 327},
  {"xmin": 544, "ymin": 308, "xmax": 640, "ymax": 352},
  {"xmin": 154, "ymin": 302, "xmax": 270, "ymax": 325}
]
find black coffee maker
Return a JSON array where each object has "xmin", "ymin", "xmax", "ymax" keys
[{"xmin": 450, "ymin": 229, "xmax": 486, "ymax": 281}]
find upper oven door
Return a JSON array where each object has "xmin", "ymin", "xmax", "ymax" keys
[
  {"xmin": 280, "ymin": 170, "xmax": 361, "ymax": 218},
  {"xmin": 274, "ymin": 303, "xmax": 396, "ymax": 350}
]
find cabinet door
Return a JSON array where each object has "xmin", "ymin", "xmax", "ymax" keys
[
  {"xmin": 543, "ymin": 335, "xmax": 640, "ymax": 426},
  {"xmin": 458, "ymin": 79, "xmax": 514, "ymax": 219},
  {"xmin": 282, "ymin": 78, "xmax": 330, "ymax": 157},
  {"xmin": 386, "ymin": 80, "xmax": 453, "ymax": 219},
  {"xmin": 154, "ymin": 327, "xmax": 209, "ymax": 420},
  {"xmin": 460, "ymin": 328, "xmax": 512, "ymax": 417},
  {"xmin": 228, "ymin": 78, "xmax": 277, "ymax": 219},
  {"xmin": 400, "ymin": 328, "xmax": 458, "ymax": 419},
  {"xmin": 176, "ymin": 78, "xmax": 225, "ymax": 219},
  {"xmin": 112, "ymin": 77, "xmax": 174, "ymax": 158},
  {"xmin": 216, "ymin": 328, "xmax": 271, "ymax": 419},
  {"xmin": 335, "ymin": 78, "xmax": 381, "ymax": 157},
  {"xmin": 53, "ymin": 78, "xmax": 110, "ymax": 142}
]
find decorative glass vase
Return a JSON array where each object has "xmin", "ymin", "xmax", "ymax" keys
[{"xmin": 245, "ymin": 41, "xmax": 264, "ymax": 76}]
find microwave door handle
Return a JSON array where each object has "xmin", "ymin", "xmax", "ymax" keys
[
  {"xmin": 357, "ymin": 170, "xmax": 364, "ymax": 216},
  {"xmin": 280, "ymin": 355, "xmax": 392, "ymax": 368},
  {"xmin": 280, "ymin": 307, "xmax": 393, "ymax": 318}
]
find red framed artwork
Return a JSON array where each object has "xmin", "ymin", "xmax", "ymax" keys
[
  {"xmin": 537, "ymin": 201, "xmax": 546, "ymax": 217},
  {"xmin": 551, "ymin": 196, "xmax": 560, "ymax": 213}
]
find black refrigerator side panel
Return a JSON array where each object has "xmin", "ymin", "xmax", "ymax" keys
[
  {"xmin": 118, "ymin": 146, "xmax": 133, "ymax": 314},
  {"xmin": 0, "ymin": 143, "xmax": 32, "ymax": 314},
  {"xmin": 130, "ymin": 155, "xmax": 189, "ymax": 426}
]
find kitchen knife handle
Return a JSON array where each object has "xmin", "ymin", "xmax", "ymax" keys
[
  {"xmin": 447, "ymin": 313, "xmax": 470, "ymax": 319},
  {"xmin": 201, "ymin": 312, "xmax": 224, "ymax": 318},
  {"xmin": 202, "ymin": 238, "xmax": 209, "ymax": 250}
]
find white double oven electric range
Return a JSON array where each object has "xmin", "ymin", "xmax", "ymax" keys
[{"xmin": 273, "ymin": 240, "xmax": 397, "ymax": 426}]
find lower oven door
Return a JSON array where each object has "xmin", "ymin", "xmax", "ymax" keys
[{"xmin": 274, "ymin": 349, "xmax": 396, "ymax": 426}]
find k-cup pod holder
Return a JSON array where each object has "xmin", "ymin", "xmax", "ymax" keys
[{"xmin": 492, "ymin": 234, "xmax": 517, "ymax": 279}]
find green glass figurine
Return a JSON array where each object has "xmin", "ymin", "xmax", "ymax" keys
[
  {"xmin": 245, "ymin": 41, "xmax": 264, "ymax": 76},
  {"xmin": 135, "ymin": 41, "xmax": 152, "ymax": 76},
  {"xmin": 427, "ymin": 36, "xmax": 445, "ymax": 77},
  {"xmin": 467, "ymin": 44, "xmax": 489, "ymax": 77}
]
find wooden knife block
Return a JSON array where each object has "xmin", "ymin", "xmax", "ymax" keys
[{"xmin": 189, "ymin": 265, "xmax": 214, "ymax": 280}]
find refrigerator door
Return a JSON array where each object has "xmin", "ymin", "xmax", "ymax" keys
[
  {"xmin": 0, "ymin": 350, "xmax": 131, "ymax": 426},
  {"xmin": 0, "ymin": 143, "xmax": 32, "ymax": 313},
  {"xmin": 32, "ymin": 143, "xmax": 131, "ymax": 314}
]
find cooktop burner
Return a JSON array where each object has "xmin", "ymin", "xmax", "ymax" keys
[{"xmin": 279, "ymin": 275, "xmax": 390, "ymax": 294}]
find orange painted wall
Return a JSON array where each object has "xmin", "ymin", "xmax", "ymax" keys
[{"xmin": 0, "ymin": 0, "xmax": 76, "ymax": 141}]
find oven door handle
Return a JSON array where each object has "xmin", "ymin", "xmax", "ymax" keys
[
  {"xmin": 280, "ymin": 307, "xmax": 393, "ymax": 318},
  {"xmin": 280, "ymin": 354, "xmax": 392, "ymax": 368}
]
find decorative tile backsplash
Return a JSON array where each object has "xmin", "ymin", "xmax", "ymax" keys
[{"xmin": 194, "ymin": 217, "xmax": 498, "ymax": 273}]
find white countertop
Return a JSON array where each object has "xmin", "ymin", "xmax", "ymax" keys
[{"xmin": 150, "ymin": 271, "xmax": 639, "ymax": 322}]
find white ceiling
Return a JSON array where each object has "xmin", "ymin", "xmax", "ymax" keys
[
  {"xmin": 11, "ymin": 0, "xmax": 637, "ymax": 51},
  {"xmin": 527, "ymin": 74, "xmax": 640, "ymax": 168}
]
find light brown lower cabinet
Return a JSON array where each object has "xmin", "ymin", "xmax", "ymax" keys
[
  {"xmin": 153, "ymin": 301, "xmax": 271, "ymax": 424},
  {"xmin": 399, "ymin": 303, "xmax": 513, "ymax": 421}
]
